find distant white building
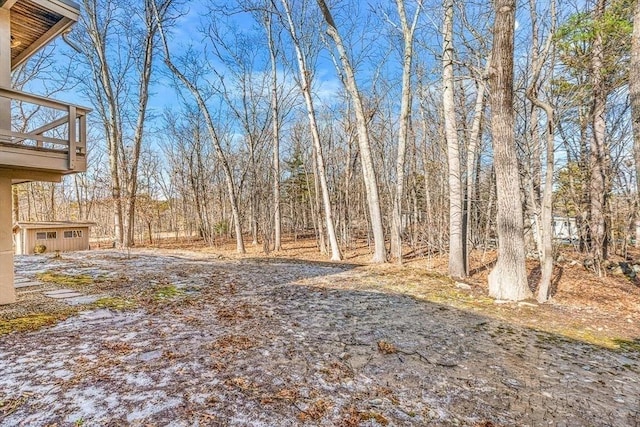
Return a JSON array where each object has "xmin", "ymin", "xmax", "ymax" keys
[
  {"xmin": 552, "ymin": 216, "xmax": 578, "ymax": 241},
  {"xmin": 13, "ymin": 221, "xmax": 95, "ymax": 255},
  {"xmin": 531, "ymin": 216, "xmax": 578, "ymax": 243}
]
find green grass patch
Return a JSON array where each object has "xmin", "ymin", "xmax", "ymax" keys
[{"xmin": 36, "ymin": 271, "xmax": 93, "ymax": 287}]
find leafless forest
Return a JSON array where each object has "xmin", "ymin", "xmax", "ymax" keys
[{"xmin": 10, "ymin": 0, "xmax": 640, "ymax": 302}]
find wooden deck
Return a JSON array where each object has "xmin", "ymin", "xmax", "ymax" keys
[{"xmin": 0, "ymin": 86, "xmax": 90, "ymax": 176}]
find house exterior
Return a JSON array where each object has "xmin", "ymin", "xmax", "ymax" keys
[
  {"xmin": 531, "ymin": 216, "xmax": 579, "ymax": 245},
  {"xmin": 552, "ymin": 216, "xmax": 578, "ymax": 241},
  {"xmin": 0, "ymin": 0, "xmax": 90, "ymax": 304},
  {"xmin": 13, "ymin": 221, "xmax": 95, "ymax": 255}
]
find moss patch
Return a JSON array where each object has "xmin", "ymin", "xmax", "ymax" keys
[
  {"xmin": 0, "ymin": 311, "xmax": 76, "ymax": 335},
  {"xmin": 153, "ymin": 285, "xmax": 185, "ymax": 301},
  {"xmin": 92, "ymin": 297, "xmax": 138, "ymax": 311},
  {"xmin": 612, "ymin": 338, "xmax": 640, "ymax": 353},
  {"xmin": 36, "ymin": 272, "xmax": 94, "ymax": 287}
]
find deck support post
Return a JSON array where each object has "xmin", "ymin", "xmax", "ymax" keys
[
  {"xmin": 0, "ymin": 7, "xmax": 16, "ymax": 304},
  {"xmin": 0, "ymin": 177, "xmax": 15, "ymax": 304},
  {"xmin": 0, "ymin": 7, "xmax": 10, "ymax": 132}
]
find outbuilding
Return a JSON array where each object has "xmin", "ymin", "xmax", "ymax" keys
[{"xmin": 13, "ymin": 221, "xmax": 95, "ymax": 255}]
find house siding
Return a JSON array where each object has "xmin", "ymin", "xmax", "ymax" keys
[{"xmin": 15, "ymin": 225, "xmax": 91, "ymax": 255}]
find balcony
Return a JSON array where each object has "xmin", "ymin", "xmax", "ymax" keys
[{"xmin": 0, "ymin": 86, "xmax": 90, "ymax": 179}]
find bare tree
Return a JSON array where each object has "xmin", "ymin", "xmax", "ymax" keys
[
  {"xmin": 279, "ymin": 0, "xmax": 342, "ymax": 261},
  {"xmin": 526, "ymin": 0, "xmax": 557, "ymax": 303},
  {"xmin": 265, "ymin": 10, "xmax": 283, "ymax": 252},
  {"xmin": 389, "ymin": 0, "xmax": 421, "ymax": 264},
  {"xmin": 123, "ymin": 0, "xmax": 173, "ymax": 247},
  {"xmin": 153, "ymin": 4, "xmax": 246, "ymax": 254},
  {"xmin": 442, "ymin": 0, "xmax": 465, "ymax": 277},
  {"xmin": 589, "ymin": 0, "xmax": 608, "ymax": 274},
  {"xmin": 487, "ymin": 0, "xmax": 531, "ymax": 301},
  {"xmin": 316, "ymin": 0, "xmax": 386, "ymax": 263},
  {"xmin": 630, "ymin": 0, "xmax": 640, "ymax": 245},
  {"xmin": 66, "ymin": 0, "xmax": 173, "ymax": 247}
]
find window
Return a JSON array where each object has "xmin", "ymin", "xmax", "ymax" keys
[
  {"xmin": 36, "ymin": 231, "xmax": 57, "ymax": 240},
  {"xmin": 64, "ymin": 230, "xmax": 82, "ymax": 238}
]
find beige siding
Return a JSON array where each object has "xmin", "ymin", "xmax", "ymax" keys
[{"xmin": 21, "ymin": 226, "xmax": 90, "ymax": 254}]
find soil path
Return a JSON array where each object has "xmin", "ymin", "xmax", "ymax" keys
[{"xmin": 1, "ymin": 250, "xmax": 639, "ymax": 426}]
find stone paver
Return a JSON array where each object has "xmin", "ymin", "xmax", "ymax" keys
[{"xmin": 43, "ymin": 290, "xmax": 84, "ymax": 299}]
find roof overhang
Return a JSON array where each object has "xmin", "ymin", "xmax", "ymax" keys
[
  {"xmin": 3, "ymin": 0, "xmax": 80, "ymax": 70},
  {"xmin": 13, "ymin": 221, "xmax": 96, "ymax": 232}
]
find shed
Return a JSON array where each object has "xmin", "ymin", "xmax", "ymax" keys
[{"xmin": 13, "ymin": 221, "xmax": 95, "ymax": 255}]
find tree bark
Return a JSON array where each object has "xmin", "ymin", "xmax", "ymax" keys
[
  {"xmin": 266, "ymin": 12, "xmax": 282, "ymax": 252},
  {"xmin": 630, "ymin": 0, "xmax": 640, "ymax": 247},
  {"xmin": 487, "ymin": 0, "xmax": 531, "ymax": 301},
  {"xmin": 464, "ymin": 61, "xmax": 488, "ymax": 270},
  {"xmin": 443, "ymin": 0, "xmax": 465, "ymax": 278},
  {"xmin": 589, "ymin": 0, "xmax": 608, "ymax": 274},
  {"xmin": 526, "ymin": 0, "xmax": 557, "ymax": 303}
]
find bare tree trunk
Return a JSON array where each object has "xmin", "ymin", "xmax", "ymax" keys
[
  {"xmin": 487, "ymin": 0, "xmax": 531, "ymax": 301},
  {"xmin": 630, "ymin": 0, "xmax": 640, "ymax": 247},
  {"xmin": 124, "ymin": 0, "xmax": 162, "ymax": 247},
  {"xmin": 249, "ymin": 141, "xmax": 259, "ymax": 246},
  {"xmin": 526, "ymin": 0, "xmax": 556, "ymax": 303},
  {"xmin": 311, "ymin": 148, "xmax": 327, "ymax": 254},
  {"xmin": 280, "ymin": 0, "xmax": 341, "ymax": 260},
  {"xmin": 12, "ymin": 186, "xmax": 19, "ymax": 223},
  {"xmin": 464, "ymin": 62, "xmax": 488, "ymax": 267},
  {"xmin": 74, "ymin": 175, "xmax": 84, "ymax": 220},
  {"xmin": 589, "ymin": 0, "xmax": 608, "ymax": 274},
  {"xmin": 443, "ymin": 0, "xmax": 465, "ymax": 278},
  {"xmin": 390, "ymin": 0, "xmax": 420, "ymax": 264},
  {"xmin": 316, "ymin": 0, "xmax": 386, "ymax": 262},
  {"xmin": 266, "ymin": 12, "xmax": 282, "ymax": 252}
]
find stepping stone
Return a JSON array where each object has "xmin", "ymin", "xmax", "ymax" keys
[
  {"xmin": 47, "ymin": 292, "xmax": 84, "ymax": 299},
  {"xmin": 44, "ymin": 289, "xmax": 85, "ymax": 299},
  {"xmin": 139, "ymin": 350, "xmax": 162, "ymax": 362},
  {"xmin": 64, "ymin": 295, "xmax": 100, "ymax": 306},
  {"xmin": 78, "ymin": 309, "xmax": 114, "ymax": 321},
  {"xmin": 44, "ymin": 289, "xmax": 78, "ymax": 296},
  {"xmin": 15, "ymin": 281, "xmax": 42, "ymax": 289}
]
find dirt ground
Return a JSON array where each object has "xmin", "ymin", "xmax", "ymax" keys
[{"xmin": 1, "ymin": 238, "xmax": 639, "ymax": 426}]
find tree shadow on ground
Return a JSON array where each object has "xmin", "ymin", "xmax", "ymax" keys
[
  {"xmin": 469, "ymin": 258, "xmax": 496, "ymax": 276},
  {"xmin": 527, "ymin": 265, "xmax": 564, "ymax": 296},
  {"xmin": 240, "ymin": 257, "xmax": 364, "ymax": 269},
  {"xmin": 3, "ymin": 250, "xmax": 640, "ymax": 426},
  {"xmin": 402, "ymin": 247, "xmax": 443, "ymax": 260}
]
